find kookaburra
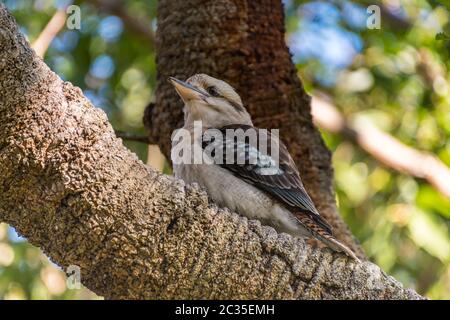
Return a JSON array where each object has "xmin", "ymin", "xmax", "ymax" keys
[{"xmin": 169, "ymin": 74, "xmax": 359, "ymax": 262}]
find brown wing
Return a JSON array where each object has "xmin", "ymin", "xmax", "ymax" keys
[{"xmin": 202, "ymin": 124, "xmax": 332, "ymax": 234}]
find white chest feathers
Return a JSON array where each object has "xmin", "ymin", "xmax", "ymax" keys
[{"xmin": 173, "ymin": 161, "xmax": 307, "ymax": 238}]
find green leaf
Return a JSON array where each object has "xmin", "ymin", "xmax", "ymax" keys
[{"xmin": 408, "ymin": 209, "xmax": 450, "ymax": 262}]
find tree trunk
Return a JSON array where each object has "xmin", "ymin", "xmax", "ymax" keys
[
  {"xmin": 0, "ymin": 4, "xmax": 422, "ymax": 299},
  {"xmin": 145, "ymin": 0, "xmax": 363, "ymax": 257}
]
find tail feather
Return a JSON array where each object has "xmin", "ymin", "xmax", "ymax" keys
[
  {"xmin": 313, "ymin": 231, "xmax": 361, "ymax": 263},
  {"xmin": 294, "ymin": 212, "xmax": 361, "ymax": 262}
]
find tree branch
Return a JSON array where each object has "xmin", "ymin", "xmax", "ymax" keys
[
  {"xmin": 115, "ymin": 130, "xmax": 150, "ymax": 144},
  {"xmin": 0, "ymin": 4, "xmax": 422, "ymax": 299},
  {"xmin": 311, "ymin": 94, "xmax": 450, "ymax": 199},
  {"xmin": 31, "ymin": 9, "xmax": 67, "ymax": 58}
]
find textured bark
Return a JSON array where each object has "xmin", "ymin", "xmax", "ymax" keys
[
  {"xmin": 0, "ymin": 5, "xmax": 423, "ymax": 299},
  {"xmin": 145, "ymin": 0, "xmax": 363, "ymax": 257}
]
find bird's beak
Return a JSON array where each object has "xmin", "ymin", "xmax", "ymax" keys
[{"xmin": 168, "ymin": 77, "xmax": 207, "ymax": 102}]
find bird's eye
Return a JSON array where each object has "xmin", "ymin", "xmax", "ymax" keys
[{"xmin": 206, "ymin": 86, "xmax": 220, "ymax": 97}]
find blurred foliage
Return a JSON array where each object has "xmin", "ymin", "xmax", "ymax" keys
[
  {"xmin": 1, "ymin": 0, "xmax": 449, "ymax": 299},
  {"xmin": 286, "ymin": 0, "xmax": 450, "ymax": 299}
]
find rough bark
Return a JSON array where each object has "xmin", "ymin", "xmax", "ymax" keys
[
  {"xmin": 0, "ymin": 4, "xmax": 422, "ymax": 299},
  {"xmin": 145, "ymin": 0, "xmax": 363, "ymax": 257}
]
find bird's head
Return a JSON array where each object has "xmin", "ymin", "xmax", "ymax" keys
[{"xmin": 169, "ymin": 74, "xmax": 252, "ymax": 128}]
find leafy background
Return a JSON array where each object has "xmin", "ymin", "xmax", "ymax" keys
[{"xmin": 0, "ymin": 0, "xmax": 449, "ymax": 299}]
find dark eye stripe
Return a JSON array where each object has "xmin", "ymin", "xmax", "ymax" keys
[
  {"xmin": 228, "ymin": 100, "xmax": 245, "ymax": 112},
  {"xmin": 206, "ymin": 86, "xmax": 220, "ymax": 97},
  {"xmin": 205, "ymin": 85, "xmax": 244, "ymax": 112}
]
